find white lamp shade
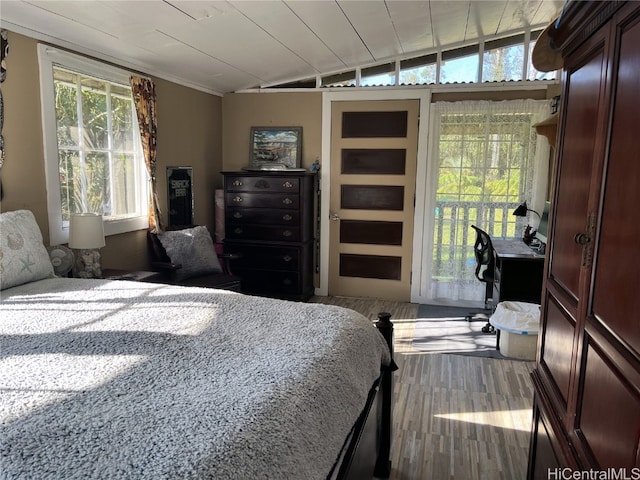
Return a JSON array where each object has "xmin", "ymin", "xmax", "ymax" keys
[{"xmin": 68, "ymin": 213, "xmax": 105, "ymax": 249}]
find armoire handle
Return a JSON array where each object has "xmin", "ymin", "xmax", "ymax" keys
[{"xmin": 574, "ymin": 233, "xmax": 591, "ymax": 245}]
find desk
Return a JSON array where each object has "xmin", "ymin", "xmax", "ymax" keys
[{"xmin": 492, "ymin": 239, "xmax": 545, "ymax": 305}]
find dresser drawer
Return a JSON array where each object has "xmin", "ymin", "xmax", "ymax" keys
[
  {"xmin": 226, "ymin": 192, "xmax": 300, "ymax": 209},
  {"xmin": 226, "ymin": 208, "xmax": 299, "ymax": 226},
  {"xmin": 235, "ymin": 269, "xmax": 303, "ymax": 296},
  {"xmin": 227, "ymin": 225, "xmax": 301, "ymax": 242},
  {"xmin": 225, "ymin": 243, "xmax": 301, "ymax": 271},
  {"xmin": 225, "ymin": 176, "xmax": 300, "ymax": 193}
]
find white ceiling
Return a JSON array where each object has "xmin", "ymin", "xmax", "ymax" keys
[{"xmin": 0, "ymin": 0, "xmax": 563, "ymax": 95}]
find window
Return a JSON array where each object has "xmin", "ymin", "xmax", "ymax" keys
[
  {"xmin": 482, "ymin": 35, "xmax": 525, "ymax": 82},
  {"xmin": 360, "ymin": 63, "xmax": 395, "ymax": 87},
  {"xmin": 527, "ymin": 40, "xmax": 557, "ymax": 81},
  {"xmin": 399, "ymin": 54, "xmax": 437, "ymax": 86},
  {"xmin": 38, "ymin": 46, "xmax": 148, "ymax": 245},
  {"xmin": 321, "ymin": 71, "xmax": 356, "ymax": 87},
  {"xmin": 441, "ymin": 46, "xmax": 480, "ymax": 84},
  {"xmin": 270, "ymin": 30, "xmax": 557, "ymax": 89}
]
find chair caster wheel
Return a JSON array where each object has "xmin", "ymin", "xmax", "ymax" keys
[{"xmin": 482, "ymin": 324, "xmax": 495, "ymax": 334}]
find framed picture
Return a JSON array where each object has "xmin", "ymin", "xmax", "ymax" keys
[
  {"xmin": 249, "ymin": 126, "xmax": 302, "ymax": 169},
  {"xmin": 167, "ymin": 166, "xmax": 194, "ymax": 228}
]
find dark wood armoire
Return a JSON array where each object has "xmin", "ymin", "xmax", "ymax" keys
[{"xmin": 528, "ymin": 1, "xmax": 640, "ymax": 477}]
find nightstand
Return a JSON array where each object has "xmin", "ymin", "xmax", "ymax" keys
[{"xmin": 102, "ymin": 269, "xmax": 163, "ymax": 283}]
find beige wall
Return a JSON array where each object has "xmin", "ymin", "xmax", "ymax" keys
[
  {"xmin": 221, "ymin": 92, "xmax": 322, "ymax": 172},
  {"xmin": 0, "ymin": 31, "xmax": 223, "ymax": 271},
  {"xmin": 0, "ymin": 32, "xmax": 48, "ymax": 234},
  {"xmin": 0, "ymin": 29, "xmax": 560, "ymax": 275}
]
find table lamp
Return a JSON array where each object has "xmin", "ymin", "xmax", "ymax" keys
[{"xmin": 68, "ymin": 213, "xmax": 105, "ymax": 278}]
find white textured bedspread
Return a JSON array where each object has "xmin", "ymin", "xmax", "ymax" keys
[{"xmin": 0, "ymin": 278, "xmax": 390, "ymax": 480}]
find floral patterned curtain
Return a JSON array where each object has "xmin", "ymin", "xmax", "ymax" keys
[
  {"xmin": 0, "ymin": 29, "xmax": 9, "ymax": 200},
  {"xmin": 130, "ymin": 75, "xmax": 164, "ymax": 232}
]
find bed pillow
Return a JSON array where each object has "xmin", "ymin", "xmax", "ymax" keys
[
  {"xmin": 0, "ymin": 210, "xmax": 55, "ymax": 290},
  {"xmin": 158, "ymin": 226, "xmax": 222, "ymax": 281}
]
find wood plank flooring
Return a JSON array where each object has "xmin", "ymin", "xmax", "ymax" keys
[{"xmin": 310, "ymin": 296, "xmax": 534, "ymax": 480}]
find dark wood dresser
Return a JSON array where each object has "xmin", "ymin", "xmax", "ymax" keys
[
  {"xmin": 222, "ymin": 171, "xmax": 317, "ymax": 301},
  {"xmin": 528, "ymin": 2, "xmax": 640, "ymax": 477}
]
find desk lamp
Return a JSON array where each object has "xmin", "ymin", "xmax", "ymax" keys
[
  {"xmin": 513, "ymin": 202, "xmax": 540, "ymax": 245},
  {"xmin": 68, "ymin": 213, "xmax": 105, "ymax": 278},
  {"xmin": 513, "ymin": 201, "xmax": 541, "ymax": 220}
]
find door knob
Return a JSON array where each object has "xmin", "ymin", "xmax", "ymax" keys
[{"xmin": 330, "ymin": 213, "xmax": 340, "ymax": 221}]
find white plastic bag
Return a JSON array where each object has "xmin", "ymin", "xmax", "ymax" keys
[{"xmin": 490, "ymin": 301, "xmax": 540, "ymax": 334}]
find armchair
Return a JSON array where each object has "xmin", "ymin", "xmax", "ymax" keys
[{"xmin": 147, "ymin": 226, "xmax": 241, "ymax": 291}]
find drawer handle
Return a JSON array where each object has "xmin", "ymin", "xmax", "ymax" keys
[
  {"xmin": 283, "ymin": 255, "xmax": 292, "ymax": 262},
  {"xmin": 232, "ymin": 196, "xmax": 243, "ymax": 203},
  {"xmin": 283, "ymin": 278, "xmax": 292, "ymax": 286},
  {"xmin": 282, "ymin": 230, "xmax": 292, "ymax": 237},
  {"xmin": 282, "ymin": 181, "xmax": 293, "ymax": 188},
  {"xmin": 282, "ymin": 198, "xmax": 293, "ymax": 205},
  {"xmin": 234, "ymin": 228, "xmax": 243, "ymax": 234},
  {"xmin": 233, "ymin": 212, "xmax": 243, "ymax": 218},
  {"xmin": 232, "ymin": 180, "xmax": 243, "ymax": 187},
  {"xmin": 282, "ymin": 214, "xmax": 292, "ymax": 221},
  {"xmin": 255, "ymin": 180, "xmax": 270, "ymax": 189}
]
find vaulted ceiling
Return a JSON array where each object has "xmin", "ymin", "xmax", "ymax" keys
[{"xmin": 1, "ymin": 0, "xmax": 563, "ymax": 94}]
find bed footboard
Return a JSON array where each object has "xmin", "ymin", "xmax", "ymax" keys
[
  {"xmin": 336, "ymin": 312, "xmax": 395, "ymax": 480},
  {"xmin": 374, "ymin": 312, "xmax": 395, "ymax": 478}
]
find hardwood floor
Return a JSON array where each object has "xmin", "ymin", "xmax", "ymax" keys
[{"xmin": 310, "ymin": 296, "xmax": 534, "ymax": 480}]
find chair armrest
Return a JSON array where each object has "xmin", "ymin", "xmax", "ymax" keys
[{"xmin": 150, "ymin": 261, "xmax": 183, "ymax": 272}]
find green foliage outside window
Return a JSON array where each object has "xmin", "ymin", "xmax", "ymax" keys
[
  {"xmin": 431, "ymin": 110, "xmax": 537, "ymax": 281},
  {"xmin": 53, "ymin": 68, "xmax": 140, "ymax": 221}
]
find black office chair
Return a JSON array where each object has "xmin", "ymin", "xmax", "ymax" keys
[{"xmin": 465, "ymin": 224, "xmax": 496, "ymax": 334}]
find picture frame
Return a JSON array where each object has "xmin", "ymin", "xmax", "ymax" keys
[
  {"xmin": 249, "ymin": 126, "xmax": 302, "ymax": 169},
  {"xmin": 166, "ymin": 166, "xmax": 194, "ymax": 228}
]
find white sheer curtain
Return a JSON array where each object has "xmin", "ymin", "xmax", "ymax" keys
[{"xmin": 422, "ymin": 99, "xmax": 550, "ymax": 304}]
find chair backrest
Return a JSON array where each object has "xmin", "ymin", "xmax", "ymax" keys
[{"xmin": 471, "ymin": 225, "xmax": 495, "ymax": 282}]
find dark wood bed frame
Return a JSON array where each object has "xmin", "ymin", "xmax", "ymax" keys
[{"xmin": 336, "ymin": 312, "xmax": 396, "ymax": 480}]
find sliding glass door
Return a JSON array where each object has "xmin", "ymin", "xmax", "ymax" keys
[{"xmin": 424, "ymin": 99, "xmax": 550, "ymax": 304}]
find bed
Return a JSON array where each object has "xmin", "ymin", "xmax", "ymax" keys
[{"xmin": 0, "ymin": 210, "xmax": 396, "ymax": 479}]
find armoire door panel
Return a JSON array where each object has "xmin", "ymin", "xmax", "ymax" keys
[
  {"xmin": 528, "ymin": 408, "xmax": 562, "ymax": 480},
  {"xmin": 540, "ymin": 295, "xmax": 575, "ymax": 408},
  {"xmin": 591, "ymin": 15, "xmax": 640, "ymax": 357},
  {"xmin": 548, "ymin": 39, "xmax": 605, "ymax": 304},
  {"xmin": 575, "ymin": 340, "xmax": 640, "ymax": 469}
]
